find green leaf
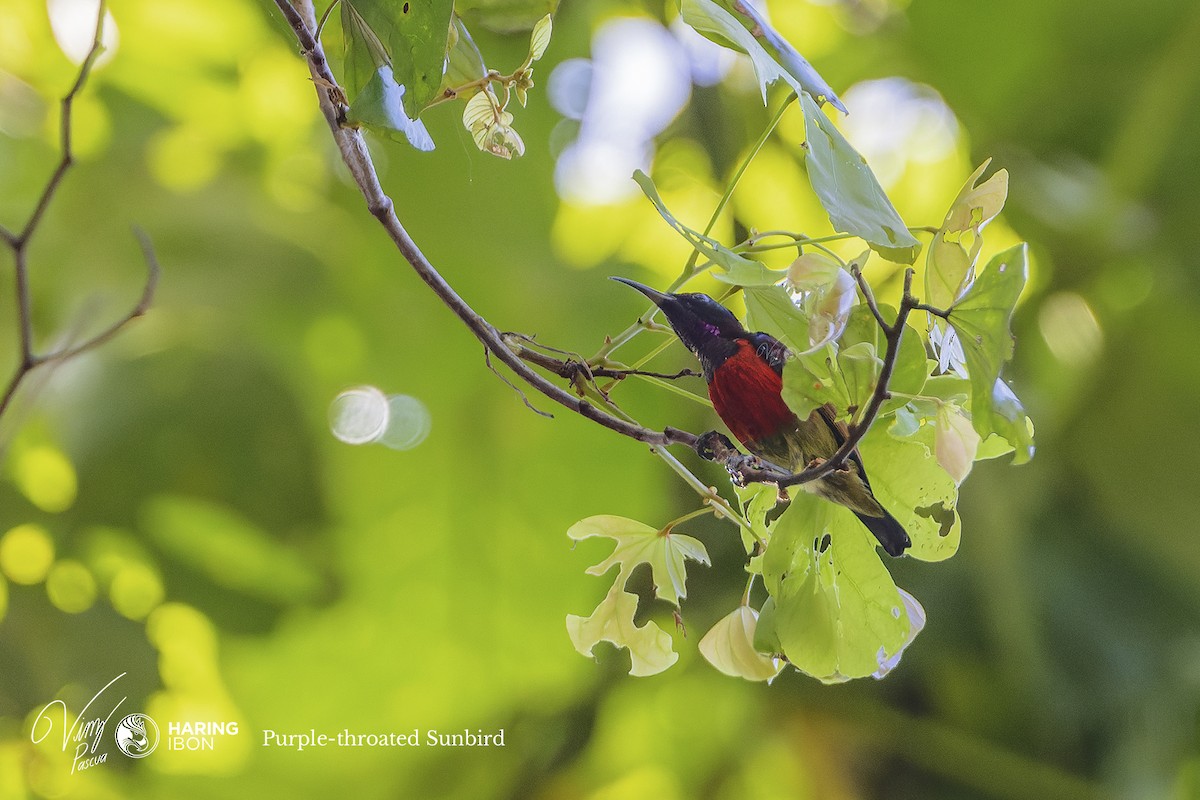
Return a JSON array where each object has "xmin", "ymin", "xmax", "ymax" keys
[
  {"xmin": 798, "ymin": 91, "xmax": 921, "ymax": 264},
  {"xmin": 442, "ymin": 16, "xmax": 487, "ymax": 91},
  {"xmin": 743, "ymin": 284, "xmax": 811, "ymax": 355},
  {"xmin": 947, "ymin": 244, "xmax": 1035, "ymax": 463},
  {"xmin": 839, "ymin": 341, "xmax": 882, "ymax": 412},
  {"xmin": 632, "ymin": 170, "xmax": 767, "ymax": 279},
  {"xmin": 679, "ymin": 0, "xmax": 844, "ymax": 111},
  {"xmin": 698, "ymin": 606, "xmax": 783, "ymax": 682},
  {"xmin": 752, "ymin": 596, "xmax": 783, "ymax": 654},
  {"xmin": 528, "ymin": 13, "xmax": 552, "ymax": 61},
  {"xmin": 780, "ymin": 348, "xmax": 848, "ymax": 421},
  {"xmin": 341, "ymin": 2, "xmax": 436, "ymax": 149},
  {"xmin": 761, "ymin": 492, "xmax": 912, "ymax": 682},
  {"xmin": 567, "ymin": 514, "xmax": 710, "ymax": 605},
  {"xmin": 342, "ymin": 1, "xmax": 389, "ymax": 97},
  {"xmin": 858, "ymin": 425, "xmax": 961, "ymax": 562},
  {"xmin": 839, "ymin": 304, "xmax": 928, "ymax": 413},
  {"xmin": 342, "ymin": 0, "xmax": 454, "ymax": 118},
  {"xmin": 346, "ymin": 65, "xmax": 435, "ymax": 151},
  {"xmin": 736, "ymin": 482, "xmax": 779, "ymax": 555},
  {"xmin": 926, "ymin": 160, "xmax": 1009, "ymax": 311},
  {"xmin": 566, "ymin": 582, "xmax": 677, "ymax": 676}
]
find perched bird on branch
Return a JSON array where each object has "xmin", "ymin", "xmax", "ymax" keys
[{"xmin": 614, "ymin": 277, "xmax": 910, "ymax": 557}]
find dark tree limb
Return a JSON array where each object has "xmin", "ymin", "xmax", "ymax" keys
[{"xmin": 0, "ymin": 1, "xmax": 160, "ymax": 423}]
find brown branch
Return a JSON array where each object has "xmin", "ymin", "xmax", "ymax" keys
[
  {"xmin": 272, "ymin": 0, "xmax": 697, "ymax": 454},
  {"xmin": 0, "ymin": 1, "xmax": 157, "ymax": 424}
]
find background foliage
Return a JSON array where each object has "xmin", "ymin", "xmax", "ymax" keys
[{"xmin": 1, "ymin": 0, "xmax": 1198, "ymax": 797}]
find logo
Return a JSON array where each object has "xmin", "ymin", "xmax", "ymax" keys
[{"xmin": 114, "ymin": 713, "xmax": 159, "ymax": 758}]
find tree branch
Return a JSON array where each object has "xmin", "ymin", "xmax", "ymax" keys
[
  {"xmin": 0, "ymin": 1, "xmax": 158, "ymax": 424},
  {"xmin": 273, "ymin": 0, "xmax": 948, "ymax": 497},
  {"xmin": 272, "ymin": 0, "xmax": 698, "ymax": 454}
]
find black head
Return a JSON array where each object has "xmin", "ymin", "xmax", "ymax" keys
[{"xmin": 612, "ymin": 278, "xmax": 746, "ymax": 374}]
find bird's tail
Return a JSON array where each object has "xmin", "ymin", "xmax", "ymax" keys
[{"xmin": 855, "ymin": 509, "xmax": 911, "ymax": 557}]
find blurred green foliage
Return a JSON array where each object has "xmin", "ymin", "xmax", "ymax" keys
[{"xmin": 1, "ymin": 0, "xmax": 1199, "ymax": 798}]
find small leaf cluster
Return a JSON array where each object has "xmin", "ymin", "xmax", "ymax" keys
[{"xmin": 332, "ymin": 0, "xmax": 553, "ymax": 158}]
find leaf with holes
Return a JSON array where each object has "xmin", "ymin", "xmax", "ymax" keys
[{"xmin": 759, "ymin": 491, "xmax": 913, "ymax": 682}]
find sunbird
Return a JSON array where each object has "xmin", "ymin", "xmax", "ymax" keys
[{"xmin": 614, "ymin": 278, "xmax": 910, "ymax": 557}]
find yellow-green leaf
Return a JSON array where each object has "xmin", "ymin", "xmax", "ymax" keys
[
  {"xmin": 926, "ymin": 160, "xmax": 1009, "ymax": 311},
  {"xmin": 566, "ymin": 582, "xmax": 677, "ymax": 676},
  {"xmin": 567, "ymin": 515, "xmax": 710, "ymax": 605},
  {"xmin": 528, "ymin": 14, "xmax": 552, "ymax": 61},
  {"xmin": 699, "ymin": 606, "xmax": 783, "ymax": 682}
]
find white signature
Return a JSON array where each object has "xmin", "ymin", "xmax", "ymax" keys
[{"xmin": 30, "ymin": 672, "xmax": 128, "ymax": 774}]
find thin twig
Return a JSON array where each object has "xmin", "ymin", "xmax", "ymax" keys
[
  {"xmin": 33, "ymin": 229, "xmax": 160, "ymax": 366},
  {"xmin": 0, "ymin": 1, "xmax": 157, "ymax": 424}
]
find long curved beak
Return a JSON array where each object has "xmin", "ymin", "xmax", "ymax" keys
[{"xmin": 610, "ymin": 276, "xmax": 671, "ymax": 306}]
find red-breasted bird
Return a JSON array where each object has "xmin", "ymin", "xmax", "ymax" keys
[{"xmin": 614, "ymin": 277, "xmax": 911, "ymax": 557}]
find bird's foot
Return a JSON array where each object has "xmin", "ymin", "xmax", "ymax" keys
[{"xmin": 696, "ymin": 431, "xmax": 738, "ymax": 462}]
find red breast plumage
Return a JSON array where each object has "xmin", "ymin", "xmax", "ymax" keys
[{"xmin": 614, "ymin": 277, "xmax": 911, "ymax": 557}]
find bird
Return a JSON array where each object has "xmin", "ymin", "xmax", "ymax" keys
[{"xmin": 613, "ymin": 277, "xmax": 911, "ymax": 557}]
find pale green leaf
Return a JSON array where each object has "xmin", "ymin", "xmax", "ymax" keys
[
  {"xmin": 786, "ymin": 252, "xmax": 842, "ymax": 290},
  {"xmin": 567, "ymin": 515, "xmax": 710, "ymax": 605},
  {"xmin": 736, "ymin": 483, "xmax": 779, "ymax": 555},
  {"xmin": 798, "ymin": 91, "xmax": 921, "ymax": 264},
  {"xmin": 699, "ymin": 606, "xmax": 783, "ymax": 682},
  {"xmin": 566, "ymin": 582, "xmax": 677, "ymax": 676},
  {"xmin": 838, "ymin": 341, "xmax": 882, "ymax": 412},
  {"xmin": 442, "ymin": 16, "xmax": 487, "ymax": 91},
  {"xmin": 780, "ymin": 347, "xmax": 848, "ymax": 421},
  {"xmin": 528, "ymin": 13, "xmax": 552, "ymax": 61},
  {"xmin": 935, "ymin": 404, "xmax": 980, "ymax": 484},
  {"xmin": 632, "ymin": 170, "xmax": 766, "ymax": 280},
  {"xmin": 926, "ymin": 160, "xmax": 1009, "ymax": 311},
  {"xmin": 947, "ymin": 244, "xmax": 1035, "ymax": 463},
  {"xmin": 761, "ymin": 493, "xmax": 911, "ymax": 682},
  {"xmin": 679, "ymin": 0, "xmax": 843, "ymax": 111},
  {"xmin": 463, "ymin": 89, "xmax": 496, "ymax": 133},
  {"xmin": 859, "ymin": 425, "xmax": 961, "ymax": 562}
]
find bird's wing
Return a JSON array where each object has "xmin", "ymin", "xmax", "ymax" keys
[{"xmin": 816, "ymin": 403, "xmax": 875, "ymax": 490}]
